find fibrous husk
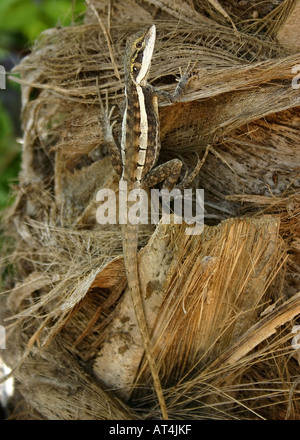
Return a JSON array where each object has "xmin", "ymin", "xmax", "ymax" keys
[{"xmin": 1, "ymin": 0, "xmax": 300, "ymax": 420}]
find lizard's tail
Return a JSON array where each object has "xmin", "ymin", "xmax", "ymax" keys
[{"xmin": 122, "ymin": 222, "xmax": 168, "ymax": 420}]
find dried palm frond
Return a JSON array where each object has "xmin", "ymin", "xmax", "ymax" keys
[{"xmin": 1, "ymin": 0, "xmax": 299, "ymax": 420}]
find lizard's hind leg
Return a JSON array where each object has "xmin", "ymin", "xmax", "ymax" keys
[{"xmin": 142, "ymin": 158, "xmax": 183, "ymax": 191}]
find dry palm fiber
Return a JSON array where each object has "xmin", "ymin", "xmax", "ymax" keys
[{"xmin": 0, "ymin": 0, "xmax": 300, "ymax": 420}]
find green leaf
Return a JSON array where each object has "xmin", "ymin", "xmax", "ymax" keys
[{"xmin": 0, "ymin": 2, "xmax": 39, "ymax": 34}]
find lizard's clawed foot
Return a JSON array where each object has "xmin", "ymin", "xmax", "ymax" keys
[
  {"xmin": 172, "ymin": 60, "xmax": 198, "ymax": 102},
  {"xmin": 98, "ymin": 89, "xmax": 117, "ymax": 142},
  {"xmin": 95, "ymin": 81, "xmax": 123, "ymax": 176},
  {"xmin": 176, "ymin": 145, "xmax": 211, "ymax": 190},
  {"xmin": 178, "ymin": 60, "xmax": 198, "ymax": 81}
]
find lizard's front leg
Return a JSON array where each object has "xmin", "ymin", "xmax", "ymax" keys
[
  {"xmin": 146, "ymin": 63, "xmax": 194, "ymax": 104},
  {"xmin": 97, "ymin": 91, "xmax": 123, "ymax": 178}
]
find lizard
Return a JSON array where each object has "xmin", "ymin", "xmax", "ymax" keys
[{"xmin": 99, "ymin": 24, "xmax": 202, "ymax": 420}]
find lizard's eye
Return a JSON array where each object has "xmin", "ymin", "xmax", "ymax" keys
[{"xmin": 136, "ymin": 41, "xmax": 142, "ymax": 48}]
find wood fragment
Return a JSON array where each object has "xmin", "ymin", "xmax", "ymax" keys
[{"xmin": 277, "ymin": 0, "xmax": 300, "ymax": 51}]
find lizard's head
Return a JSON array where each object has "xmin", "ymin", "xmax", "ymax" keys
[{"xmin": 124, "ymin": 24, "xmax": 156, "ymax": 86}]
